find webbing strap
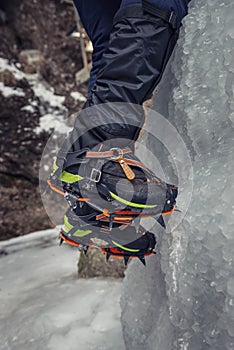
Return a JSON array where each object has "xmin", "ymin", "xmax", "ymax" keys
[
  {"xmin": 86, "ymin": 147, "xmax": 132, "ymax": 159},
  {"xmin": 142, "ymin": 0, "xmax": 178, "ymax": 29}
]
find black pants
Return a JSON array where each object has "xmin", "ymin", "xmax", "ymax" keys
[{"xmin": 73, "ymin": 0, "xmax": 190, "ymax": 96}]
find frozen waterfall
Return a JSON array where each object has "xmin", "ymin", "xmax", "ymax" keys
[{"xmin": 121, "ymin": 1, "xmax": 234, "ymax": 349}]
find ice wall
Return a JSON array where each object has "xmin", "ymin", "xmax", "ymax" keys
[{"xmin": 121, "ymin": 1, "xmax": 234, "ymax": 349}]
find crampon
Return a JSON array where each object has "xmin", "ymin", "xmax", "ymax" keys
[{"xmin": 47, "ymin": 147, "xmax": 178, "ymax": 265}]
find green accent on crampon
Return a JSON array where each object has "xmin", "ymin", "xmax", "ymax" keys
[
  {"xmin": 73, "ymin": 229, "xmax": 92, "ymax": 237},
  {"xmin": 51, "ymin": 157, "xmax": 59, "ymax": 175},
  {"xmin": 60, "ymin": 171, "xmax": 83, "ymax": 184},
  {"xmin": 112, "ymin": 240, "xmax": 140, "ymax": 253},
  {"xmin": 109, "ymin": 191, "xmax": 157, "ymax": 209},
  {"xmin": 52, "ymin": 158, "xmax": 83, "ymax": 184},
  {"xmin": 63, "ymin": 216, "xmax": 91, "ymax": 237},
  {"xmin": 52, "ymin": 157, "xmax": 83, "ymax": 183},
  {"xmin": 63, "ymin": 215, "xmax": 74, "ymax": 233}
]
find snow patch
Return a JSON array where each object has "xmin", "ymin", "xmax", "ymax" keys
[
  {"xmin": 0, "ymin": 58, "xmax": 86, "ymax": 135},
  {"xmin": 0, "ymin": 57, "xmax": 25, "ymax": 80},
  {"xmin": 71, "ymin": 90, "xmax": 86, "ymax": 102},
  {"xmin": 34, "ymin": 113, "xmax": 72, "ymax": 135},
  {"xmin": 21, "ymin": 104, "xmax": 36, "ymax": 113},
  {"xmin": 0, "ymin": 81, "xmax": 25, "ymax": 98},
  {"xmin": 0, "ymin": 227, "xmax": 59, "ymax": 254},
  {"xmin": 30, "ymin": 79, "xmax": 65, "ymax": 108}
]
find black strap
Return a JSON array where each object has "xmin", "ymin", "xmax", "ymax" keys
[
  {"xmin": 113, "ymin": 2, "xmax": 178, "ymax": 30},
  {"xmin": 142, "ymin": 0, "xmax": 178, "ymax": 29}
]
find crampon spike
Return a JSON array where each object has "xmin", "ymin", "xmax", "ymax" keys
[
  {"xmin": 156, "ymin": 215, "xmax": 166, "ymax": 228},
  {"xmin": 83, "ymin": 245, "xmax": 89, "ymax": 255},
  {"xmin": 174, "ymin": 207, "xmax": 182, "ymax": 213},
  {"xmin": 124, "ymin": 255, "xmax": 130, "ymax": 266},
  {"xmin": 77, "ymin": 244, "xmax": 84, "ymax": 251},
  {"xmin": 106, "ymin": 251, "xmax": 111, "ymax": 262},
  {"xmin": 109, "ymin": 214, "xmax": 114, "ymax": 230},
  {"xmin": 59, "ymin": 238, "xmax": 64, "ymax": 246},
  {"xmin": 138, "ymin": 255, "xmax": 146, "ymax": 266}
]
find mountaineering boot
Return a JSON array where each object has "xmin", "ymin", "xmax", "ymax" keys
[{"xmin": 48, "ymin": 1, "xmax": 180, "ymax": 260}]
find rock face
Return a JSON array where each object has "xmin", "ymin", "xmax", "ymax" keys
[
  {"xmin": 121, "ymin": 1, "xmax": 234, "ymax": 349},
  {"xmin": 19, "ymin": 50, "xmax": 45, "ymax": 74},
  {"xmin": 0, "ymin": 0, "xmax": 87, "ymax": 240},
  {"xmin": 78, "ymin": 249, "xmax": 126, "ymax": 279},
  {"xmin": 0, "ymin": 0, "xmax": 83, "ymax": 95}
]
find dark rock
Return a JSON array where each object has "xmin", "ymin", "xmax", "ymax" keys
[
  {"xmin": 0, "ymin": 69, "xmax": 17, "ymax": 86},
  {"xmin": 78, "ymin": 249, "xmax": 126, "ymax": 279},
  {"xmin": 19, "ymin": 49, "xmax": 45, "ymax": 74}
]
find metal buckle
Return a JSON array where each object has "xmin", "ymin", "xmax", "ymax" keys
[
  {"xmin": 90, "ymin": 168, "xmax": 102, "ymax": 182},
  {"xmin": 110, "ymin": 147, "xmax": 124, "ymax": 160}
]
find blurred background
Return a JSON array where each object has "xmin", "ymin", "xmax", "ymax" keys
[{"xmin": 0, "ymin": 0, "xmax": 92, "ymax": 241}]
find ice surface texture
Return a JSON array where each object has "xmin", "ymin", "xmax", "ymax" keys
[
  {"xmin": 121, "ymin": 1, "xmax": 234, "ymax": 349},
  {"xmin": 0, "ymin": 230, "xmax": 125, "ymax": 350}
]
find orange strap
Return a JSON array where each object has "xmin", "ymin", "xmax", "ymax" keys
[
  {"xmin": 86, "ymin": 147, "xmax": 132, "ymax": 159},
  {"xmin": 121, "ymin": 158, "xmax": 149, "ymax": 171},
  {"xmin": 47, "ymin": 180, "xmax": 90, "ymax": 202},
  {"xmin": 162, "ymin": 206, "xmax": 175, "ymax": 216}
]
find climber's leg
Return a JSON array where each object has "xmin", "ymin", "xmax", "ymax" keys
[
  {"xmin": 49, "ymin": 0, "xmax": 190, "ymax": 261},
  {"xmin": 73, "ymin": 0, "xmax": 121, "ymax": 96}
]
